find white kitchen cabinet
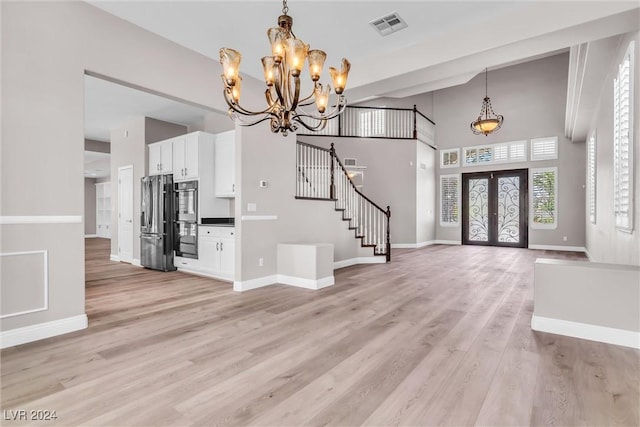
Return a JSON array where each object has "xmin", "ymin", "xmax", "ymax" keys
[
  {"xmin": 148, "ymin": 139, "xmax": 173, "ymax": 175},
  {"xmin": 173, "ymin": 133, "xmax": 200, "ymax": 181},
  {"xmin": 95, "ymin": 182, "xmax": 111, "ymax": 238},
  {"xmin": 196, "ymin": 226, "xmax": 235, "ymax": 281},
  {"xmin": 215, "ymin": 130, "xmax": 235, "ymax": 197}
]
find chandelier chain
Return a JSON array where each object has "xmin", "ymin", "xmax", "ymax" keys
[{"xmin": 282, "ymin": 0, "xmax": 289, "ymax": 15}]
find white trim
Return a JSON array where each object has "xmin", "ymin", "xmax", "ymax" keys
[
  {"xmin": 0, "ymin": 314, "xmax": 88, "ymax": 349},
  {"xmin": 391, "ymin": 241, "xmax": 435, "ymax": 249},
  {"xmin": 110, "ymin": 254, "xmax": 120, "ymax": 262},
  {"xmin": 0, "ymin": 251, "xmax": 48, "ymax": 319},
  {"xmin": 131, "ymin": 258, "xmax": 142, "ymax": 267},
  {"xmin": 233, "ymin": 275, "xmax": 278, "ymax": 292},
  {"xmin": 531, "ymin": 315, "xmax": 640, "ymax": 350},
  {"xmin": 334, "ymin": 256, "xmax": 386, "ymax": 269},
  {"xmin": 433, "ymin": 240, "xmax": 462, "ymax": 245},
  {"xmin": 84, "ymin": 234, "xmax": 98, "ymax": 238},
  {"xmin": 277, "ymin": 274, "xmax": 334, "ymax": 290},
  {"xmin": 0, "ymin": 215, "xmax": 82, "ymax": 225},
  {"xmin": 528, "ymin": 244, "xmax": 586, "ymax": 252},
  {"xmin": 241, "ymin": 215, "xmax": 278, "ymax": 221},
  {"xmin": 584, "ymin": 247, "xmax": 595, "ymax": 262}
]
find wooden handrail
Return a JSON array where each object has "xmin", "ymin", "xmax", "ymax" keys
[{"xmin": 297, "ymin": 141, "xmax": 331, "ymax": 152}]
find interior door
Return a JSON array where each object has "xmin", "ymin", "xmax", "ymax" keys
[
  {"xmin": 462, "ymin": 169, "xmax": 528, "ymax": 248},
  {"xmin": 118, "ymin": 165, "xmax": 134, "ymax": 263}
]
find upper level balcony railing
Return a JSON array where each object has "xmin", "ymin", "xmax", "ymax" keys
[{"xmin": 297, "ymin": 105, "xmax": 436, "ymax": 146}]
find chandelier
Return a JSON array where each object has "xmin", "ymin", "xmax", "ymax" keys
[
  {"xmin": 219, "ymin": 0, "xmax": 351, "ymax": 136},
  {"xmin": 470, "ymin": 68, "xmax": 504, "ymax": 136}
]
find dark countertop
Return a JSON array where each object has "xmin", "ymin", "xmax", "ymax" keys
[{"xmin": 200, "ymin": 217, "xmax": 234, "ymax": 226}]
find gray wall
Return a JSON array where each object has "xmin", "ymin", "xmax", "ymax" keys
[
  {"xmin": 297, "ymin": 136, "xmax": 436, "ymax": 246},
  {"xmin": 84, "ymin": 178, "xmax": 97, "ymax": 235},
  {"xmin": 235, "ymin": 125, "xmax": 372, "ymax": 283},
  {"xmin": 432, "ymin": 53, "xmax": 586, "ymax": 248},
  {"xmin": 1, "ymin": 1, "xmax": 240, "ymax": 333},
  {"xmin": 85, "ymin": 138, "xmax": 110, "ymax": 153},
  {"xmin": 110, "ymin": 117, "xmax": 187, "ymax": 262},
  {"xmin": 416, "ymin": 141, "xmax": 436, "ymax": 244},
  {"xmin": 585, "ymin": 31, "xmax": 640, "ymax": 266},
  {"xmin": 534, "ymin": 259, "xmax": 640, "ymax": 333}
]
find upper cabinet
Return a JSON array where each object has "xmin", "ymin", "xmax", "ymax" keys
[
  {"xmin": 215, "ymin": 130, "xmax": 235, "ymax": 197},
  {"xmin": 148, "ymin": 139, "xmax": 173, "ymax": 175},
  {"xmin": 173, "ymin": 133, "xmax": 200, "ymax": 181}
]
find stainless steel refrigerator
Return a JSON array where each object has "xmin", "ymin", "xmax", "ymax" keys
[{"xmin": 140, "ymin": 175, "xmax": 176, "ymax": 271}]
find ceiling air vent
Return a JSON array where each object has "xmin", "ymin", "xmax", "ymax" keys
[
  {"xmin": 344, "ymin": 158, "xmax": 357, "ymax": 166},
  {"xmin": 369, "ymin": 12, "xmax": 408, "ymax": 36}
]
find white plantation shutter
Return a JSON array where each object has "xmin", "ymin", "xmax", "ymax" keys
[
  {"xmin": 440, "ymin": 174, "xmax": 460, "ymax": 226},
  {"xmin": 530, "ymin": 167, "xmax": 558, "ymax": 229},
  {"xmin": 493, "ymin": 144, "xmax": 508, "ymax": 162},
  {"xmin": 588, "ymin": 131, "xmax": 597, "ymax": 224},
  {"xmin": 531, "ymin": 137, "xmax": 558, "ymax": 161},
  {"xmin": 509, "ymin": 141, "xmax": 527, "ymax": 162},
  {"xmin": 614, "ymin": 42, "xmax": 634, "ymax": 232}
]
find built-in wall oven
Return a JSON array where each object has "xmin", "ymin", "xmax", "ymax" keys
[{"xmin": 174, "ymin": 181, "xmax": 198, "ymax": 258}]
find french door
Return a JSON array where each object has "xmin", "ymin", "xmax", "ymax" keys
[{"xmin": 462, "ymin": 169, "xmax": 528, "ymax": 248}]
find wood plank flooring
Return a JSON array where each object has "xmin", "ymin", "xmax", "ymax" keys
[{"xmin": 1, "ymin": 238, "xmax": 638, "ymax": 426}]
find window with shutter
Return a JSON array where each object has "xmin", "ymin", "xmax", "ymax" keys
[
  {"xmin": 531, "ymin": 137, "xmax": 558, "ymax": 161},
  {"xmin": 509, "ymin": 141, "xmax": 527, "ymax": 162},
  {"xmin": 440, "ymin": 148, "xmax": 459, "ymax": 168},
  {"xmin": 530, "ymin": 167, "xmax": 558, "ymax": 229},
  {"xmin": 614, "ymin": 42, "xmax": 634, "ymax": 232},
  {"xmin": 588, "ymin": 130, "xmax": 597, "ymax": 224},
  {"xmin": 440, "ymin": 174, "xmax": 460, "ymax": 226}
]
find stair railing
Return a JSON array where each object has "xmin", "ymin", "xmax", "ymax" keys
[{"xmin": 295, "ymin": 141, "xmax": 391, "ymax": 262}]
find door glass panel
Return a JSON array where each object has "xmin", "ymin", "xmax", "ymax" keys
[
  {"xmin": 497, "ymin": 176, "xmax": 520, "ymax": 243},
  {"xmin": 468, "ymin": 178, "xmax": 489, "ymax": 242}
]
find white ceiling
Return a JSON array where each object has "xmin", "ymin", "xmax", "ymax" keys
[
  {"xmin": 83, "ymin": 0, "xmax": 639, "ymax": 151},
  {"xmin": 84, "ymin": 151, "xmax": 111, "ymax": 178}
]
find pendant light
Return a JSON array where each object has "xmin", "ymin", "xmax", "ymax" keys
[{"xmin": 470, "ymin": 68, "xmax": 503, "ymax": 136}]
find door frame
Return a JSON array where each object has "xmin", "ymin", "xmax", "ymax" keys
[
  {"xmin": 117, "ymin": 165, "xmax": 134, "ymax": 263},
  {"xmin": 462, "ymin": 168, "xmax": 528, "ymax": 248}
]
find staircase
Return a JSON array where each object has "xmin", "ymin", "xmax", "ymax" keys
[{"xmin": 296, "ymin": 141, "xmax": 391, "ymax": 262}]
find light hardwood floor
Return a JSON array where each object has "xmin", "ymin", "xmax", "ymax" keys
[{"xmin": 1, "ymin": 238, "xmax": 638, "ymax": 426}]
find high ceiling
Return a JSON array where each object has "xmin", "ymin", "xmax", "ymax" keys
[{"xmin": 83, "ymin": 1, "xmax": 639, "ymax": 156}]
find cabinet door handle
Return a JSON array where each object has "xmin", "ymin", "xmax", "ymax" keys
[
  {"xmin": 220, "ymin": 242, "xmax": 223, "ymax": 251},
  {"xmin": 185, "ymin": 168, "xmax": 188, "ymax": 176},
  {"xmin": 232, "ymin": 183, "xmax": 235, "ymax": 193},
  {"xmin": 216, "ymin": 242, "xmax": 219, "ymax": 251}
]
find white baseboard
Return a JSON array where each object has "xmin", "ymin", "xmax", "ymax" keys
[
  {"xmin": 278, "ymin": 274, "xmax": 334, "ymax": 290},
  {"xmin": 531, "ymin": 314, "xmax": 640, "ymax": 349},
  {"xmin": 1, "ymin": 314, "xmax": 88, "ymax": 349},
  {"xmin": 433, "ymin": 240, "xmax": 462, "ymax": 245},
  {"xmin": 528, "ymin": 244, "xmax": 587, "ymax": 252},
  {"xmin": 584, "ymin": 247, "xmax": 595, "ymax": 262},
  {"xmin": 132, "ymin": 258, "xmax": 142, "ymax": 267},
  {"xmin": 391, "ymin": 241, "xmax": 436, "ymax": 249},
  {"xmin": 334, "ymin": 256, "xmax": 386, "ymax": 269},
  {"xmin": 84, "ymin": 234, "xmax": 97, "ymax": 238},
  {"xmin": 234, "ymin": 275, "xmax": 278, "ymax": 292},
  {"xmin": 109, "ymin": 254, "xmax": 120, "ymax": 262}
]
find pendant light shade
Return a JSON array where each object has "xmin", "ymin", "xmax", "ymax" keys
[{"xmin": 471, "ymin": 68, "xmax": 503, "ymax": 136}]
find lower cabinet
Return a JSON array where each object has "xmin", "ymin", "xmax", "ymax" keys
[{"xmin": 176, "ymin": 226, "xmax": 234, "ymax": 282}]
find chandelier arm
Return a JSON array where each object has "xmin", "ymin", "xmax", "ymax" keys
[
  {"xmin": 223, "ymin": 89, "xmax": 278, "ymax": 116},
  {"xmin": 273, "ymin": 65, "xmax": 287, "ymax": 108},
  {"xmin": 297, "ymin": 81, "xmax": 319, "ymax": 105},
  {"xmin": 290, "ymin": 75, "xmax": 301, "ymax": 112},
  {"xmin": 231, "ymin": 112, "xmax": 280, "ymax": 127},
  {"xmin": 291, "ymin": 114, "xmax": 328, "ymax": 132}
]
